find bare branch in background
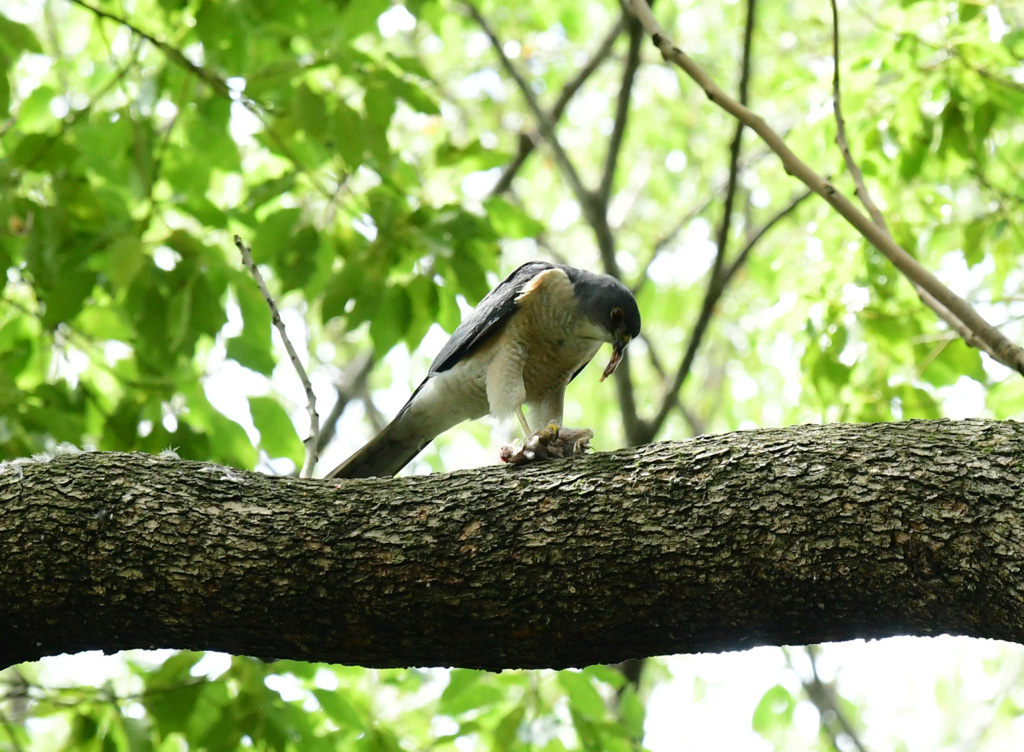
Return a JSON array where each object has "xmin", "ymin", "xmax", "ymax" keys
[
  {"xmin": 463, "ymin": 1, "xmax": 622, "ymax": 278},
  {"xmin": 597, "ymin": 16, "xmax": 644, "ymax": 205},
  {"xmin": 724, "ymin": 189, "xmax": 813, "ymax": 283},
  {"xmin": 463, "ymin": 4, "xmax": 591, "ymax": 225},
  {"xmin": 828, "ymin": 0, "xmax": 886, "ymax": 232},
  {"xmin": 490, "ymin": 16, "xmax": 626, "ymax": 196},
  {"xmin": 316, "ymin": 350, "xmax": 376, "ymax": 455},
  {"xmin": 638, "ymin": 0, "xmax": 763, "ymax": 444},
  {"xmin": 786, "ymin": 646, "xmax": 871, "ymax": 752},
  {"xmin": 711, "ymin": 0, "xmax": 758, "ymax": 284},
  {"xmin": 633, "ymin": 142, "xmax": 780, "ymax": 298},
  {"xmin": 643, "ymin": 191, "xmax": 809, "ymax": 442},
  {"xmin": 235, "ymin": 236, "xmax": 321, "ymax": 478},
  {"xmin": 627, "ymin": 0, "xmax": 1024, "ymax": 375}
]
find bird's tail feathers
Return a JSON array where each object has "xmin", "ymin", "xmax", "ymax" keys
[{"xmin": 323, "ymin": 417, "xmax": 429, "ymax": 479}]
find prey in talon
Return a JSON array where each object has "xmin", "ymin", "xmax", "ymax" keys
[
  {"xmin": 324, "ymin": 261, "xmax": 641, "ymax": 479},
  {"xmin": 500, "ymin": 423, "xmax": 595, "ymax": 466}
]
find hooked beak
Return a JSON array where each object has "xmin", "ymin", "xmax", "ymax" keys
[{"xmin": 600, "ymin": 335, "xmax": 631, "ymax": 382}]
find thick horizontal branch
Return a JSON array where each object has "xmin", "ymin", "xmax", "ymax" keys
[{"xmin": 2, "ymin": 419, "xmax": 1023, "ymax": 671}]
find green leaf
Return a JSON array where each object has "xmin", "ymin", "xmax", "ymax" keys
[
  {"xmin": 249, "ymin": 396, "xmax": 303, "ymax": 463},
  {"xmin": 294, "ymin": 83, "xmax": 329, "ymax": 139},
  {"xmin": 75, "ymin": 307, "xmax": 134, "ymax": 342},
  {"xmin": 226, "ymin": 334, "xmax": 276, "ymax": 376},
  {"xmin": 256, "ymin": 209, "xmax": 321, "ymax": 291},
  {"xmin": 144, "ymin": 678, "xmax": 206, "ymax": 738},
  {"xmin": 958, "ymin": 1, "xmax": 982, "ymax": 22},
  {"xmin": 938, "ymin": 98, "xmax": 969, "ymax": 158},
  {"xmin": 917, "ymin": 337, "xmax": 985, "ymax": 387},
  {"xmin": 368, "ymin": 283, "xmax": 412, "ymax": 358},
  {"xmin": 364, "ymin": 76, "xmax": 395, "ymax": 164},
  {"xmin": 895, "ymin": 382, "xmax": 940, "ymax": 418},
  {"xmin": 439, "ymin": 670, "xmax": 504, "ymax": 715},
  {"xmin": 494, "ymin": 705, "xmax": 526, "ymax": 749},
  {"xmin": 338, "ymin": 0, "xmax": 390, "ymax": 41},
  {"xmin": 617, "ymin": 686, "xmax": 646, "ymax": 739},
  {"xmin": 484, "ymin": 197, "xmax": 544, "ymax": 238},
  {"xmin": 751, "ymin": 684, "xmax": 796, "ymax": 737},
  {"xmin": 313, "ymin": 689, "xmax": 364, "ymax": 729},
  {"xmin": 973, "ymin": 100, "xmax": 997, "ymax": 143},
  {"xmin": 962, "ymin": 219, "xmax": 988, "ymax": 267},
  {"xmin": 0, "ymin": 13, "xmax": 43, "ymax": 56},
  {"xmin": 436, "ymin": 139, "xmax": 509, "ymax": 170},
  {"xmin": 581, "ymin": 664, "xmax": 626, "ymax": 689},
  {"xmin": 404, "ymin": 271, "xmax": 439, "ymax": 349},
  {"xmin": 332, "ymin": 101, "xmax": 367, "ymax": 170},
  {"xmin": 227, "ymin": 279, "xmax": 275, "ymax": 375},
  {"xmin": 245, "ymin": 174, "xmax": 298, "ymax": 212},
  {"xmin": 557, "ymin": 670, "xmax": 606, "ymax": 722},
  {"xmin": 0, "ymin": 67, "xmax": 9, "ymax": 117},
  {"xmin": 190, "ymin": 97, "xmax": 241, "ymax": 172}
]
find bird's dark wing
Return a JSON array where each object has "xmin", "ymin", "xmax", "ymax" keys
[{"xmin": 428, "ymin": 260, "xmax": 559, "ymax": 375}]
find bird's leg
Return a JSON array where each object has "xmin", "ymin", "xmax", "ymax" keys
[{"xmin": 515, "ymin": 407, "xmax": 532, "ymax": 436}]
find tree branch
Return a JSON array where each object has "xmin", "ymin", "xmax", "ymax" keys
[
  {"xmin": 643, "ymin": 190, "xmax": 811, "ymax": 442},
  {"xmin": 4, "ymin": 419, "xmax": 1024, "ymax": 671},
  {"xmin": 490, "ymin": 16, "xmax": 626, "ymax": 197},
  {"xmin": 463, "ymin": 3, "xmax": 590, "ymax": 222},
  {"xmin": 597, "ymin": 15, "xmax": 643, "ymax": 205},
  {"xmin": 626, "ymin": 0, "xmax": 1024, "ymax": 376},
  {"xmin": 828, "ymin": 0, "xmax": 1007, "ymax": 368},
  {"xmin": 633, "ymin": 0, "xmax": 763, "ymax": 445},
  {"xmin": 464, "ymin": 1, "xmax": 621, "ymax": 277},
  {"xmin": 235, "ymin": 236, "xmax": 320, "ymax": 478},
  {"xmin": 711, "ymin": 0, "xmax": 758, "ymax": 285},
  {"xmin": 788, "ymin": 646, "xmax": 871, "ymax": 752}
]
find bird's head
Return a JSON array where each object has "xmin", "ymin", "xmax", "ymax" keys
[{"xmin": 574, "ymin": 273, "xmax": 641, "ymax": 381}]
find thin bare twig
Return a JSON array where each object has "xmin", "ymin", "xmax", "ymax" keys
[
  {"xmin": 234, "ymin": 236, "xmax": 321, "ymax": 478},
  {"xmin": 829, "ymin": 0, "xmax": 886, "ymax": 230},
  {"xmin": 463, "ymin": 3, "xmax": 590, "ymax": 222},
  {"xmin": 68, "ymin": 0, "xmax": 231, "ymax": 97},
  {"xmin": 599, "ymin": 12, "xmax": 648, "ymax": 446},
  {"xmin": 627, "ymin": 0, "xmax": 1024, "ymax": 375},
  {"xmin": 724, "ymin": 189, "xmax": 813, "ymax": 283},
  {"xmin": 633, "ymin": 141, "xmax": 781, "ymax": 297}
]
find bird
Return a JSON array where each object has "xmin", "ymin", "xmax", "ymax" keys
[{"xmin": 324, "ymin": 260, "xmax": 641, "ymax": 479}]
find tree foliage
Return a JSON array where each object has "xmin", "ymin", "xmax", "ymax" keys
[{"xmin": 1, "ymin": 0, "xmax": 1023, "ymax": 748}]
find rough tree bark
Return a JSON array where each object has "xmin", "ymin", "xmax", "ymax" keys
[{"xmin": 2, "ymin": 418, "xmax": 1022, "ymax": 671}]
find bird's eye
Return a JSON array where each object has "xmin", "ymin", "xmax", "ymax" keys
[{"xmin": 610, "ymin": 307, "xmax": 624, "ymax": 326}]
